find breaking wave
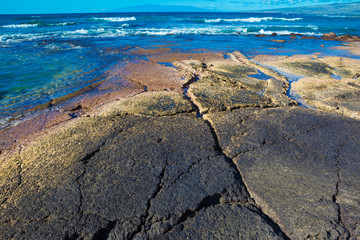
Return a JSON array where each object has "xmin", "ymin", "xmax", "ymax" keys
[
  {"xmin": 91, "ymin": 17, "xmax": 136, "ymax": 22},
  {"xmin": 1, "ymin": 24, "xmax": 39, "ymax": 28},
  {"xmin": 49, "ymin": 22, "xmax": 76, "ymax": 26},
  {"xmin": 0, "ymin": 26, "xmax": 323, "ymax": 44},
  {"xmin": 204, "ymin": 17, "xmax": 302, "ymax": 23},
  {"xmin": 43, "ymin": 43, "xmax": 83, "ymax": 51},
  {"xmin": 258, "ymin": 29, "xmax": 320, "ymax": 36}
]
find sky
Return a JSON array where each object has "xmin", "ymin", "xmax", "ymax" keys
[{"xmin": 0, "ymin": 0, "xmax": 359, "ymax": 14}]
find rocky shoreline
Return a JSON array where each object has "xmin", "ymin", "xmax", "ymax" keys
[
  {"xmin": 254, "ymin": 32, "xmax": 360, "ymax": 43},
  {"xmin": 1, "ymin": 46, "xmax": 360, "ymax": 239}
]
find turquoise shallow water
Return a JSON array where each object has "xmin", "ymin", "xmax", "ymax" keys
[{"xmin": 0, "ymin": 12, "xmax": 359, "ymax": 127}]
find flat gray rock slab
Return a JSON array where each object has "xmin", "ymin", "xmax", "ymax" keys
[
  {"xmin": 0, "ymin": 113, "xmax": 285, "ymax": 239},
  {"xmin": 205, "ymin": 107, "xmax": 360, "ymax": 239}
]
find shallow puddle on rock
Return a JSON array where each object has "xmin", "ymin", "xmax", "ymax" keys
[
  {"xmin": 158, "ymin": 62, "xmax": 178, "ymax": 69},
  {"xmin": 252, "ymin": 61, "xmax": 316, "ymax": 109},
  {"xmin": 248, "ymin": 69, "xmax": 273, "ymax": 81},
  {"xmin": 182, "ymin": 76, "xmax": 199, "ymax": 100},
  {"xmin": 331, "ymin": 72, "xmax": 342, "ymax": 80},
  {"xmin": 223, "ymin": 53, "xmax": 232, "ymax": 59}
]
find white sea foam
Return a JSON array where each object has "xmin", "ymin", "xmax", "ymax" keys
[
  {"xmin": 205, "ymin": 19, "xmax": 222, "ymax": 23},
  {"xmin": 1, "ymin": 24, "xmax": 39, "ymax": 28},
  {"xmin": 323, "ymin": 15, "xmax": 360, "ymax": 18},
  {"xmin": 240, "ymin": 17, "xmax": 274, "ymax": 22},
  {"xmin": 52, "ymin": 22, "xmax": 75, "ymax": 26},
  {"xmin": 251, "ymin": 24, "xmax": 319, "ymax": 31},
  {"xmin": 258, "ymin": 29, "xmax": 320, "ymax": 36},
  {"xmin": 73, "ymin": 29, "xmax": 89, "ymax": 34},
  {"xmin": 44, "ymin": 43, "xmax": 83, "ymax": 51},
  {"xmin": 129, "ymin": 27, "xmax": 248, "ymax": 36},
  {"xmin": 62, "ymin": 28, "xmax": 108, "ymax": 35},
  {"xmin": 0, "ymin": 25, "xmax": 321, "ymax": 44},
  {"xmin": 204, "ymin": 17, "xmax": 302, "ymax": 23},
  {"xmin": 205, "ymin": 17, "xmax": 272, "ymax": 23},
  {"xmin": 307, "ymin": 25, "xmax": 319, "ymax": 30},
  {"xmin": 91, "ymin": 17, "xmax": 136, "ymax": 22},
  {"xmin": 60, "ymin": 28, "xmax": 125, "ymax": 39},
  {"xmin": 0, "ymin": 33, "xmax": 46, "ymax": 43},
  {"xmin": 274, "ymin": 17, "xmax": 302, "ymax": 21}
]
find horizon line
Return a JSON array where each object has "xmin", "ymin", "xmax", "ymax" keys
[{"xmin": 1, "ymin": 1, "xmax": 358, "ymax": 15}]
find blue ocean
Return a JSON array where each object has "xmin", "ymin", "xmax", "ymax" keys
[{"xmin": 0, "ymin": 12, "xmax": 359, "ymax": 127}]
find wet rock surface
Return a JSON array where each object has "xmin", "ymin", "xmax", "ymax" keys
[
  {"xmin": 255, "ymin": 55, "xmax": 335, "ymax": 78},
  {"xmin": 255, "ymin": 54, "xmax": 360, "ymax": 119},
  {"xmin": 292, "ymin": 77, "xmax": 360, "ymax": 119},
  {"xmin": 174, "ymin": 55, "xmax": 296, "ymax": 113},
  {"xmin": 333, "ymin": 42, "xmax": 360, "ymax": 57},
  {"xmin": 322, "ymin": 33, "xmax": 360, "ymax": 42},
  {"xmin": 117, "ymin": 60, "xmax": 189, "ymax": 92}
]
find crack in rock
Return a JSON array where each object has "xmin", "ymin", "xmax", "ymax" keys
[
  {"xmin": 181, "ymin": 73, "xmax": 202, "ymax": 118},
  {"xmin": 129, "ymin": 156, "xmax": 170, "ymax": 239},
  {"xmin": 332, "ymin": 136, "xmax": 352, "ymax": 239},
  {"xmin": 161, "ymin": 193, "xmax": 223, "ymax": 236},
  {"xmin": 16, "ymin": 145, "xmax": 24, "ymax": 195},
  {"xmin": 80, "ymin": 142, "xmax": 106, "ymax": 165},
  {"xmin": 64, "ymin": 232, "xmax": 80, "ymax": 240},
  {"xmin": 167, "ymin": 157, "xmax": 203, "ymax": 189},
  {"xmin": 75, "ymin": 169, "xmax": 86, "ymax": 222},
  {"xmin": 284, "ymin": 122, "xmax": 330, "ymax": 141},
  {"xmin": 92, "ymin": 220, "xmax": 118, "ymax": 240},
  {"xmin": 231, "ymin": 113, "xmax": 352, "ymax": 239},
  {"xmin": 181, "ymin": 76, "xmax": 291, "ymax": 240},
  {"xmin": 246, "ymin": 204, "xmax": 291, "ymax": 240},
  {"xmin": 232, "ymin": 131, "xmax": 270, "ymax": 160},
  {"xmin": 74, "ymin": 141, "xmax": 107, "ymax": 236}
]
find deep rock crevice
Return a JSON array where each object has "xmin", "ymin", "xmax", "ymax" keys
[
  {"xmin": 332, "ymin": 136, "xmax": 353, "ymax": 239},
  {"xmin": 129, "ymin": 155, "xmax": 170, "ymax": 239},
  {"xmin": 183, "ymin": 78, "xmax": 291, "ymax": 239},
  {"xmin": 160, "ymin": 193, "xmax": 223, "ymax": 236},
  {"xmin": 92, "ymin": 220, "xmax": 118, "ymax": 240},
  {"xmin": 80, "ymin": 143, "xmax": 106, "ymax": 165},
  {"xmin": 17, "ymin": 146, "xmax": 24, "ymax": 196},
  {"xmin": 74, "ymin": 141, "xmax": 108, "ymax": 233}
]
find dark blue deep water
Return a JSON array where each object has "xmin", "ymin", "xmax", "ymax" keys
[{"xmin": 0, "ymin": 12, "xmax": 359, "ymax": 126}]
